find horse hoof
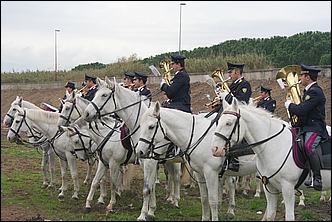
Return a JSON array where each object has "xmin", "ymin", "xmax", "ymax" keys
[
  {"xmin": 96, "ymin": 201, "xmax": 105, "ymax": 206},
  {"xmin": 105, "ymin": 209, "xmax": 116, "ymax": 217},
  {"xmin": 146, "ymin": 215, "xmax": 155, "ymax": 221},
  {"xmin": 57, "ymin": 194, "xmax": 65, "ymax": 199},
  {"xmin": 226, "ymin": 212, "xmax": 235, "ymax": 219},
  {"xmin": 83, "ymin": 207, "xmax": 91, "ymax": 214},
  {"xmin": 71, "ymin": 196, "xmax": 79, "ymax": 200},
  {"xmin": 41, "ymin": 184, "xmax": 48, "ymax": 189}
]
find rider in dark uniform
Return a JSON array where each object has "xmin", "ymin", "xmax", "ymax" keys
[
  {"xmin": 83, "ymin": 74, "xmax": 98, "ymax": 101},
  {"xmin": 256, "ymin": 85, "xmax": 276, "ymax": 113},
  {"xmin": 285, "ymin": 63, "xmax": 329, "ymax": 191},
  {"xmin": 133, "ymin": 71, "xmax": 151, "ymax": 101},
  {"xmin": 160, "ymin": 55, "xmax": 192, "ymax": 113},
  {"xmin": 218, "ymin": 62, "xmax": 252, "ymax": 104}
]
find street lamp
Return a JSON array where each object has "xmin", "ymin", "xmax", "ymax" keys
[
  {"xmin": 178, "ymin": 3, "xmax": 186, "ymax": 55},
  {"xmin": 54, "ymin": 29, "xmax": 60, "ymax": 72}
]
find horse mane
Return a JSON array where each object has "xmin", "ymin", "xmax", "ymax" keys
[
  {"xmin": 237, "ymin": 102, "xmax": 285, "ymax": 125},
  {"xmin": 26, "ymin": 109, "xmax": 60, "ymax": 124},
  {"xmin": 12, "ymin": 98, "xmax": 40, "ymax": 110}
]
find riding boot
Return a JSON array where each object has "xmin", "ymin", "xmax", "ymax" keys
[{"xmin": 304, "ymin": 151, "xmax": 322, "ymax": 191}]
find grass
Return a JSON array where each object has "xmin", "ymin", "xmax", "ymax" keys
[{"xmin": 1, "ymin": 139, "xmax": 331, "ymax": 221}]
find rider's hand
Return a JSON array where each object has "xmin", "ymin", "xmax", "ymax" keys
[
  {"xmin": 218, "ymin": 91, "xmax": 228, "ymax": 100},
  {"xmin": 284, "ymin": 99, "xmax": 292, "ymax": 109},
  {"xmin": 160, "ymin": 79, "xmax": 166, "ymax": 88}
]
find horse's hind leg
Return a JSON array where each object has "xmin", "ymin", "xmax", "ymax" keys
[
  {"xmin": 58, "ymin": 159, "xmax": 68, "ymax": 198},
  {"xmin": 67, "ymin": 156, "xmax": 80, "ymax": 200},
  {"xmin": 254, "ymin": 173, "xmax": 261, "ymax": 198},
  {"xmin": 319, "ymin": 191, "xmax": 327, "ymax": 202}
]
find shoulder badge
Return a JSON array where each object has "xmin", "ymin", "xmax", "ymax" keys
[
  {"xmin": 242, "ymin": 88, "xmax": 247, "ymax": 93},
  {"xmin": 305, "ymin": 95, "xmax": 310, "ymax": 100},
  {"xmin": 140, "ymin": 88, "xmax": 144, "ymax": 92},
  {"xmin": 273, "ymin": 103, "xmax": 276, "ymax": 107}
]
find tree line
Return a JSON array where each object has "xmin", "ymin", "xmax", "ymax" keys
[{"xmin": 1, "ymin": 31, "xmax": 330, "ymax": 84}]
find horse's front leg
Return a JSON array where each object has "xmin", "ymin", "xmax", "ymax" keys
[
  {"xmin": 262, "ymin": 184, "xmax": 279, "ymax": 221},
  {"xmin": 106, "ymin": 162, "xmax": 121, "ymax": 217},
  {"xmin": 84, "ymin": 156, "xmax": 96, "ymax": 185},
  {"xmin": 225, "ymin": 176, "xmax": 236, "ymax": 219},
  {"xmin": 137, "ymin": 159, "xmax": 157, "ymax": 221},
  {"xmin": 83, "ymin": 160, "xmax": 108, "ymax": 214},
  {"xmin": 58, "ymin": 159, "xmax": 68, "ymax": 198},
  {"xmin": 47, "ymin": 147, "xmax": 56, "ymax": 188},
  {"xmin": 195, "ymin": 172, "xmax": 211, "ymax": 221},
  {"xmin": 67, "ymin": 154, "xmax": 80, "ymax": 200},
  {"xmin": 41, "ymin": 148, "xmax": 50, "ymax": 188},
  {"xmin": 281, "ymin": 182, "xmax": 296, "ymax": 221},
  {"xmin": 254, "ymin": 173, "xmax": 261, "ymax": 198}
]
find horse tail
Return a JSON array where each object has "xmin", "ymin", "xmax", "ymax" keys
[{"xmin": 122, "ymin": 163, "xmax": 134, "ymax": 190}]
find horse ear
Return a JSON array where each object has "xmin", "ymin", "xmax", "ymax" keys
[
  {"xmin": 18, "ymin": 96, "xmax": 23, "ymax": 106},
  {"xmin": 231, "ymin": 97, "xmax": 239, "ymax": 111},
  {"xmin": 154, "ymin": 101, "xmax": 161, "ymax": 115}
]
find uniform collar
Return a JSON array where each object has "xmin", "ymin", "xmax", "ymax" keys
[{"xmin": 305, "ymin": 81, "xmax": 316, "ymax": 91}]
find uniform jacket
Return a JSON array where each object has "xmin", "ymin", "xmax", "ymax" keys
[
  {"xmin": 288, "ymin": 82, "xmax": 328, "ymax": 139},
  {"xmin": 161, "ymin": 68, "xmax": 191, "ymax": 113},
  {"xmin": 225, "ymin": 77, "xmax": 252, "ymax": 104},
  {"xmin": 135, "ymin": 85, "xmax": 152, "ymax": 101},
  {"xmin": 257, "ymin": 96, "xmax": 276, "ymax": 113},
  {"xmin": 83, "ymin": 85, "xmax": 98, "ymax": 101}
]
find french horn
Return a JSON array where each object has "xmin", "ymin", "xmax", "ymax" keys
[{"xmin": 276, "ymin": 65, "xmax": 302, "ymax": 126}]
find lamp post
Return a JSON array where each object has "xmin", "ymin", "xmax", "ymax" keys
[
  {"xmin": 54, "ymin": 29, "xmax": 60, "ymax": 72},
  {"xmin": 178, "ymin": 3, "xmax": 186, "ymax": 55}
]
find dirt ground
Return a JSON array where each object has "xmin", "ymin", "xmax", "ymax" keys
[{"xmin": 1, "ymin": 77, "xmax": 331, "ymax": 221}]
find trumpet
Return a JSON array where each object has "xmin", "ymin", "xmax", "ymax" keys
[
  {"xmin": 77, "ymin": 85, "xmax": 88, "ymax": 96},
  {"xmin": 251, "ymin": 96, "xmax": 261, "ymax": 104}
]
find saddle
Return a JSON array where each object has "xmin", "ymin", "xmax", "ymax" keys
[{"xmin": 292, "ymin": 128, "xmax": 331, "ymax": 170}]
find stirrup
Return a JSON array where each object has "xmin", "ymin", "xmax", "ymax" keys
[{"xmin": 304, "ymin": 178, "xmax": 313, "ymax": 187}]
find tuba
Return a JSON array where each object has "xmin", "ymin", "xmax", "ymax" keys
[
  {"xmin": 205, "ymin": 68, "xmax": 232, "ymax": 108},
  {"xmin": 276, "ymin": 65, "xmax": 302, "ymax": 126},
  {"xmin": 159, "ymin": 60, "xmax": 173, "ymax": 85}
]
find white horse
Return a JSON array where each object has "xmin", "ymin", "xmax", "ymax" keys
[
  {"xmin": 3, "ymin": 96, "xmax": 56, "ymax": 189},
  {"xmin": 211, "ymin": 98, "xmax": 331, "ymax": 221},
  {"xmin": 83, "ymin": 77, "xmax": 183, "ymax": 221},
  {"xmin": 7, "ymin": 107, "xmax": 95, "ymax": 199},
  {"xmin": 60, "ymin": 116, "xmax": 134, "ymax": 214},
  {"xmin": 134, "ymin": 100, "xmax": 262, "ymax": 220},
  {"xmin": 58, "ymin": 93, "xmax": 135, "ymax": 214}
]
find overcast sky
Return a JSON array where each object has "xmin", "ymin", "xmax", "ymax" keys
[{"xmin": 1, "ymin": 1, "xmax": 331, "ymax": 73}]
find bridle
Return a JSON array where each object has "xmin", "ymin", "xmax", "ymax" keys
[{"xmin": 59, "ymin": 99, "xmax": 82, "ymax": 126}]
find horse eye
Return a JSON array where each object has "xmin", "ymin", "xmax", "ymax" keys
[
  {"xmin": 226, "ymin": 121, "xmax": 232, "ymax": 126},
  {"xmin": 15, "ymin": 120, "xmax": 20, "ymax": 124},
  {"xmin": 102, "ymin": 93, "xmax": 108, "ymax": 97},
  {"xmin": 65, "ymin": 107, "xmax": 70, "ymax": 110},
  {"xmin": 148, "ymin": 125, "xmax": 154, "ymax": 130},
  {"xmin": 13, "ymin": 108, "xmax": 17, "ymax": 111}
]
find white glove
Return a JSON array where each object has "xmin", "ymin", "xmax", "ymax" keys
[
  {"xmin": 160, "ymin": 79, "xmax": 166, "ymax": 88},
  {"xmin": 284, "ymin": 99, "xmax": 292, "ymax": 109},
  {"xmin": 218, "ymin": 91, "xmax": 228, "ymax": 100}
]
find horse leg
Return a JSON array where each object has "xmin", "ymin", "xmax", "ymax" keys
[
  {"xmin": 106, "ymin": 163, "xmax": 122, "ymax": 216},
  {"xmin": 281, "ymin": 184, "xmax": 296, "ymax": 221},
  {"xmin": 225, "ymin": 176, "xmax": 236, "ymax": 219},
  {"xmin": 47, "ymin": 147, "xmax": 56, "ymax": 188},
  {"xmin": 155, "ymin": 163, "xmax": 160, "ymax": 185},
  {"xmin": 137, "ymin": 159, "xmax": 157, "ymax": 221},
  {"xmin": 122, "ymin": 164, "xmax": 134, "ymax": 191},
  {"xmin": 262, "ymin": 185, "xmax": 279, "ymax": 221},
  {"xmin": 254, "ymin": 173, "xmax": 261, "ymax": 198},
  {"xmin": 41, "ymin": 148, "xmax": 49, "ymax": 188},
  {"xmin": 165, "ymin": 162, "xmax": 181, "ymax": 208},
  {"xmin": 58, "ymin": 159, "xmax": 68, "ymax": 198},
  {"xmin": 205, "ymin": 171, "xmax": 220, "ymax": 221},
  {"xmin": 84, "ymin": 156, "xmax": 95, "ymax": 185},
  {"xmin": 319, "ymin": 191, "xmax": 327, "ymax": 202},
  {"xmin": 83, "ymin": 160, "xmax": 108, "ymax": 214},
  {"xmin": 236, "ymin": 176, "xmax": 243, "ymax": 194},
  {"xmin": 67, "ymin": 155, "xmax": 80, "ymax": 200},
  {"xmin": 195, "ymin": 172, "xmax": 211, "ymax": 221}
]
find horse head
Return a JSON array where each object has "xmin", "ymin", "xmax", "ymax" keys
[
  {"xmin": 7, "ymin": 106, "xmax": 29, "ymax": 143},
  {"xmin": 211, "ymin": 98, "xmax": 244, "ymax": 157}
]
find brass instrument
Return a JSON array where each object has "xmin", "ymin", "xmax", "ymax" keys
[
  {"xmin": 205, "ymin": 68, "xmax": 232, "ymax": 109},
  {"xmin": 252, "ymin": 96, "xmax": 262, "ymax": 104},
  {"xmin": 276, "ymin": 65, "xmax": 302, "ymax": 126},
  {"xmin": 159, "ymin": 60, "xmax": 173, "ymax": 85},
  {"xmin": 77, "ymin": 85, "xmax": 88, "ymax": 96}
]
